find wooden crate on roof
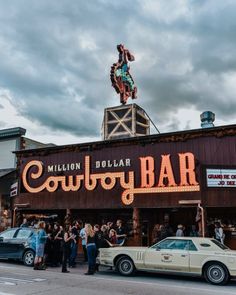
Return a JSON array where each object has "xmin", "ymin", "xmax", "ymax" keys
[{"xmin": 102, "ymin": 104, "xmax": 150, "ymax": 140}]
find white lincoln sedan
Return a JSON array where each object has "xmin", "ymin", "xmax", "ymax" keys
[{"xmin": 98, "ymin": 237, "xmax": 236, "ymax": 285}]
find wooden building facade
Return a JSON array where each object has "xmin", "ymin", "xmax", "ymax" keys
[{"xmin": 13, "ymin": 124, "xmax": 236, "ymax": 248}]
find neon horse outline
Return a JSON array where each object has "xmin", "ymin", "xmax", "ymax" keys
[{"xmin": 110, "ymin": 44, "xmax": 137, "ymax": 105}]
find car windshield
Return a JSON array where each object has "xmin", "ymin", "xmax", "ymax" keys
[
  {"xmin": 211, "ymin": 239, "xmax": 229, "ymax": 250},
  {"xmin": 0, "ymin": 229, "xmax": 17, "ymax": 239}
]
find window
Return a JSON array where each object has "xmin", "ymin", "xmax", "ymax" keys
[
  {"xmin": 211, "ymin": 239, "xmax": 229, "ymax": 250},
  {"xmin": 0, "ymin": 229, "xmax": 17, "ymax": 239},
  {"xmin": 16, "ymin": 229, "xmax": 33, "ymax": 239},
  {"xmin": 155, "ymin": 239, "xmax": 175, "ymax": 250},
  {"xmin": 156, "ymin": 239, "xmax": 188, "ymax": 250},
  {"xmin": 155, "ymin": 239, "xmax": 198, "ymax": 251},
  {"xmin": 188, "ymin": 240, "xmax": 198, "ymax": 251}
]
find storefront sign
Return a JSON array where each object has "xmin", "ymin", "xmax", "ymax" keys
[
  {"xmin": 22, "ymin": 152, "xmax": 200, "ymax": 205},
  {"xmin": 206, "ymin": 169, "xmax": 236, "ymax": 187}
]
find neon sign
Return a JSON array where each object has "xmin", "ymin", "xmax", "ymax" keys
[
  {"xmin": 110, "ymin": 44, "xmax": 137, "ymax": 104},
  {"xmin": 22, "ymin": 152, "xmax": 200, "ymax": 206}
]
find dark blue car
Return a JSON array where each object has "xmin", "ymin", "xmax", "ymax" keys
[{"xmin": 0, "ymin": 227, "xmax": 36, "ymax": 266}]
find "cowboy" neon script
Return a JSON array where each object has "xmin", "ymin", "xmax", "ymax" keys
[{"xmin": 22, "ymin": 152, "xmax": 200, "ymax": 205}]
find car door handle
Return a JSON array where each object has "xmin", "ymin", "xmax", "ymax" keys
[{"xmin": 181, "ymin": 254, "xmax": 187, "ymax": 257}]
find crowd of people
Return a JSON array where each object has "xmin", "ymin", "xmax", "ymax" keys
[
  {"xmin": 21, "ymin": 218, "xmax": 127, "ymax": 275},
  {"xmin": 151, "ymin": 222, "xmax": 225, "ymax": 244},
  {"xmin": 21, "ymin": 216, "xmax": 226, "ymax": 275}
]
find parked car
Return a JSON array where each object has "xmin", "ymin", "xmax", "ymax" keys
[
  {"xmin": 0, "ymin": 227, "xmax": 36, "ymax": 266},
  {"xmin": 98, "ymin": 237, "xmax": 236, "ymax": 285}
]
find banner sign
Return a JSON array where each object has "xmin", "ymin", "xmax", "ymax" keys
[
  {"xmin": 10, "ymin": 181, "xmax": 18, "ymax": 197},
  {"xmin": 21, "ymin": 152, "xmax": 200, "ymax": 206},
  {"xmin": 206, "ymin": 169, "xmax": 236, "ymax": 188}
]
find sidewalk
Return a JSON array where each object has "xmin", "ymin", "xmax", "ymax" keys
[{"xmin": 44, "ymin": 262, "xmax": 112, "ymax": 275}]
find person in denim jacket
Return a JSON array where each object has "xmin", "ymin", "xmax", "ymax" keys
[{"xmin": 34, "ymin": 221, "xmax": 48, "ymax": 270}]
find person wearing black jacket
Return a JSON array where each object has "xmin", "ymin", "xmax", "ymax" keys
[
  {"xmin": 69, "ymin": 221, "xmax": 79, "ymax": 267},
  {"xmin": 52, "ymin": 224, "xmax": 63, "ymax": 266},
  {"xmin": 116, "ymin": 220, "xmax": 127, "ymax": 244},
  {"xmin": 62, "ymin": 225, "xmax": 76, "ymax": 273},
  {"xmin": 94, "ymin": 224, "xmax": 109, "ymax": 272}
]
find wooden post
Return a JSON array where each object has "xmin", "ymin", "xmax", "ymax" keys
[
  {"xmin": 12, "ymin": 207, "xmax": 17, "ymax": 227},
  {"xmin": 132, "ymin": 208, "xmax": 141, "ymax": 246},
  {"xmin": 197, "ymin": 204, "xmax": 205, "ymax": 237}
]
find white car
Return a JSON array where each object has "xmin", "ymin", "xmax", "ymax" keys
[{"xmin": 98, "ymin": 237, "xmax": 236, "ymax": 285}]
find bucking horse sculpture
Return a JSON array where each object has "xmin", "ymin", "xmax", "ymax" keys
[{"xmin": 110, "ymin": 44, "xmax": 137, "ymax": 105}]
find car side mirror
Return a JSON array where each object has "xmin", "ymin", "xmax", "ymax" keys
[
  {"xmin": 0, "ymin": 237, "xmax": 3, "ymax": 242},
  {"xmin": 156, "ymin": 245, "xmax": 160, "ymax": 251}
]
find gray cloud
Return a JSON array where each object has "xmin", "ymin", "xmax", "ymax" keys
[
  {"xmin": 0, "ymin": 0, "xmax": 235, "ymax": 138},
  {"xmin": 0, "ymin": 121, "xmax": 6, "ymax": 127}
]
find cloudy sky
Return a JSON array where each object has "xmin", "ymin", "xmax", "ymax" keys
[{"xmin": 0, "ymin": 0, "xmax": 236, "ymax": 145}]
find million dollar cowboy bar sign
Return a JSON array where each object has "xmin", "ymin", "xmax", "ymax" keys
[{"xmin": 21, "ymin": 151, "xmax": 200, "ymax": 206}]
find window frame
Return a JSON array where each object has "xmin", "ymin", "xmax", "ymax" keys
[{"xmin": 152, "ymin": 239, "xmax": 198, "ymax": 251}]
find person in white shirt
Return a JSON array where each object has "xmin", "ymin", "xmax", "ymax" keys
[
  {"xmin": 214, "ymin": 222, "xmax": 225, "ymax": 244},
  {"xmin": 176, "ymin": 224, "xmax": 184, "ymax": 237},
  {"xmin": 80, "ymin": 226, "xmax": 88, "ymax": 262}
]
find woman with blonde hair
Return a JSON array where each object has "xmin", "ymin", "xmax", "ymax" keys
[
  {"xmin": 109, "ymin": 229, "xmax": 118, "ymax": 245},
  {"xmin": 84, "ymin": 224, "xmax": 97, "ymax": 275},
  {"xmin": 34, "ymin": 221, "xmax": 48, "ymax": 270}
]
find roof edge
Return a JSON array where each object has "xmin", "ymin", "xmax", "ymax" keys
[
  {"xmin": 0, "ymin": 127, "xmax": 26, "ymax": 139},
  {"xmin": 13, "ymin": 123, "xmax": 236, "ymax": 155}
]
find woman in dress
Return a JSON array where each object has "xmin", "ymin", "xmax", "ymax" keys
[{"xmin": 34, "ymin": 221, "xmax": 48, "ymax": 270}]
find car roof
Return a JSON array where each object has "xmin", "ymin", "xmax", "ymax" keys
[
  {"xmin": 1, "ymin": 227, "xmax": 35, "ymax": 232},
  {"xmin": 165, "ymin": 237, "xmax": 212, "ymax": 241}
]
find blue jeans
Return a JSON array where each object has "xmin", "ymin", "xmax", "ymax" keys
[
  {"xmin": 69, "ymin": 242, "xmax": 77, "ymax": 267},
  {"xmin": 87, "ymin": 243, "xmax": 97, "ymax": 273}
]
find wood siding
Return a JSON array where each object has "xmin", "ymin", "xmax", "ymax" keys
[{"xmin": 14, "ymin": 130, "xmax": 236, "ymax": 210}]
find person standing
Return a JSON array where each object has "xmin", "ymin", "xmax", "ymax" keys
[
  {"xmin": 189, "ymin": 225, "xmax": 199, "ymax": 237},
  {"xmin": 116, "ymin": 220, "xmax": 127, "ymax": 244},
  {"xmin": 61, "ymin": 225, "xmax": 76, "ymax": 273},
  {"xmin": 95, "ymin": 225, "xmax": 109, "ymax": 249},
  {"xmin": 176, "ymin": 224, "xmax": 184, "ymax": 237},
  {"xmin": 69, "ymin": 221, "xmax": 79, "ymax": 268},
  {"xmin": 109, "ymin": 229, "xmax": 118, "ymax": 245},
  {"xmin": 80, "ymin": 225, "xmax": 88, "ymax": 262},
  {"xmin": 20, "ymin": 218, "xmax": 29, "ymax": 228},
  {"xmin": 52, "ymin": 224, "xmax": 63, "ymax": 266},
  {"xmin": 215, "ymin": 222, "xmax": 225, "ymax": 244},
  {"xmin": 84, "ymin": 224, "xmax": 97, "ymax": 275},
  {"xmin": 152, "ymin": 224, "xmax": 161, "ymax": 244},
  {"xmin": 34, "ymin": 221, "xmax": 48, "ymax": 270}
]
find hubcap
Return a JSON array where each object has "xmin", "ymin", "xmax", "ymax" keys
[
  {"xmin": 120, "ymin": 260, "xmax": 132, "ymax": 273},
  {"xmin": 208, "ymin": 265, "xmax": 224, "ymax": 283},
  {"xmin": 25, "ymin": 252, "xmax": 34, "ymax": 265}
]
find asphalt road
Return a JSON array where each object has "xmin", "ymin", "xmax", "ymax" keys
[{"xmin": 0, "ymin": 261, "xmax": 235, "ymax": 295}]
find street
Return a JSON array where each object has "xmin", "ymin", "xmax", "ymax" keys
[{"xmin": 0, "ymin": 261, "xmax": 235, "ymax": 295}]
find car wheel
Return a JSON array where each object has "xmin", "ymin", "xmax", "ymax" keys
[
  {"xmin": 23, "ymin": 250, "xmax": 35, "ymax": 267},
  {"xmin": 204, "ymin": 263, "xmax": 229, "ymax": 285},
  {"xmin": 116, "ymin": 256, "xmax": 135, "ymax": 276}
]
